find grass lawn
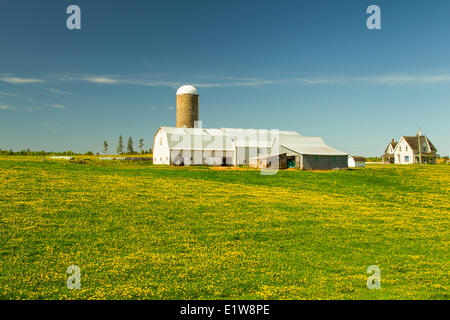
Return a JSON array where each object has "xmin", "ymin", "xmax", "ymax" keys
[{"xmin": 0, "ymin": 156, "xmax": 448, "ymax": 299}]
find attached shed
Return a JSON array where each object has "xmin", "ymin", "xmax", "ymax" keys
[
  {"xmin": 280, "ymin": 136, "xmax": 348, "ymax": 170},
  {"xmin": 348, "ymin": 156, "xmax": 366, "ymax": 168},
  {"xmin": 249, "ymin": 153, "xmax": 287, "ymax": 169}
]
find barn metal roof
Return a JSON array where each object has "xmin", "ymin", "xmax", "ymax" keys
[
  {"xmin": 160, "ymin": 127, "xmax": 234, "ymax": 151},
  {"xmin": 281, "ymin": 136, "xmax": 347, "ymax": 156}
]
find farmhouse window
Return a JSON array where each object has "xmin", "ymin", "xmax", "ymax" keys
[{"xmin": 405, "ymin": 156, "xmax": 409, "ymax": 162}]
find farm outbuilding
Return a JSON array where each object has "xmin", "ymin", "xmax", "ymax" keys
[
  {"xmin": 348, "ymin": 156, "xmax": 366, "ymax": 168},
  {"xmin": 279, "ymin": 136, "xmax": 348, "ymax": 170}
]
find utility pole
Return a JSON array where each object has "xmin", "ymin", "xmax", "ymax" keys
[{"xmin": 417, "ymin": 128, "xmax": 422, "ymax": 165}]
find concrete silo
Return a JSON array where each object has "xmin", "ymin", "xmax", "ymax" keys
[{"xmin": 176, "ymin": 85, "xmax": 199, "ymax": 128}]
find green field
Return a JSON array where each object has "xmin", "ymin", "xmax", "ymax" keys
[{"xmin": 0, "ymin": 157, "xmax": 448, "ymax": 299}]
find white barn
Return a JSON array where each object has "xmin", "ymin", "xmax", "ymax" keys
[{"xmin": 153, "ymin": 126, "xmax": 348, "ymax": 170}]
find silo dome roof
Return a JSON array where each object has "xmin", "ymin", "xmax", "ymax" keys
[{"xmin": 176, "ymin": 85, "xmax": 198, "ymax": 95}]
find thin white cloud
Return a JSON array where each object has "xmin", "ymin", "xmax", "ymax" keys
[
  {"xmin": 73, "ymin": 73, "xmax": 450, "ymax": 89},
  {"xmin": 0, "ymin": 91, "xmax": 35, "ymax": 103},
  {"xmin": 44, "ymin": 87, "xmax": 75, "ymax": 96},
  {"xmin": 18, "ymin": 72, "xmax": 450, "ymax": 90},
  {"xmin": 0, "ymin": 92, "xmax": 18, "ymax": 96},
  {"xmin": 51, "ymin": 104, "xmax": 64, "ymax": 109},
  {"xmin": 82, "ymin": 76, "xmax": 120, "ymax": 84},
  {"xmin": 359, "ymin": 74, "xmax": 450, "ymax": 84},
  {"xmin": 0, "ymin": 105, "xmax": 13, "ymax": 110},
  {"xmin": 0, "ymin": 77, "xmax": 43, "ymax": 84}
]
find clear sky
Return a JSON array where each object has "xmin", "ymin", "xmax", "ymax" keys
[{"xmin": 0, "ymin": 0, "xmax": 449, "ymax": 156}]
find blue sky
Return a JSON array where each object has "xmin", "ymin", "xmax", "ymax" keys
[{"xmin": 0, "ymin": 0, "xmax": 449, "ymax": 156}]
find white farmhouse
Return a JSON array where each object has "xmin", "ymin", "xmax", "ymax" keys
[{"xmin": 382, "ymin": 135, "xmax": 438, "ymax": 164}]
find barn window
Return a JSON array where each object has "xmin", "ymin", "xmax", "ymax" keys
[
  {"xmin": 212, "ymin": 150, "xmax": 215, "ymax": 157},
  {"xmin": 333, "ymin": 156, "xmax": 337, "ymax": 163},
  {"xmin": 314, "ymin": 156, "xmax": 319, "ymax": 162}
]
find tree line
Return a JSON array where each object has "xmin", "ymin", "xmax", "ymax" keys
[
  {"xmin": 1, "ymin": 136, "xmax": 152, "ymax": 156},
  {"xmin": 103, "ymin": 136, "xmax": 152, "ymax": 155},
  {"xmin": 0, "ymin": 149, "xmax": 90, "ymax": 156}
]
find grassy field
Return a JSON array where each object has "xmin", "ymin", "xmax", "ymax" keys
[{"xmin": 0, "ymin": 156, "xmax": 448, "ymax": 299}]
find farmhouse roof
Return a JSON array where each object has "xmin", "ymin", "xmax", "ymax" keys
[
  {"xmin": 402, "ymin": 136, "xmax": 437, "ymax": 152},
  {"xmin": 384, "ymin": 141, "xmax": 398, "ymax": 153}
]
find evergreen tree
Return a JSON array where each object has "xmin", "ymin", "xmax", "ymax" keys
[
  {"xmin": 127, "ymin": 137, "xmax": 134, "ymax": 154},
  {"xmin": 138, "ymin": 138, "xmax": 144, "ymax": 154},
  {"xmin": 103, "ymin": 141, "xmax": 109, "ymax": 155},
  {"xmin": 117, "ymin": 135, "xmax": 124, "ymax": 154}
]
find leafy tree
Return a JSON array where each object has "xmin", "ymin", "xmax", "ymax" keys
[
  {"xmin": 117, "ymin": 135, "xmax": 124, "ymax": 155},
  {"xmin": 127, "ymin": 137, "xmax": 134, "ymax": 154},
  {"xmin": 85, "ymin": 151, "xmax": 93, "ymax": 155},
  {"xmin": 138, "ymin": 138, "xmax": 144, "ymax": 154},
  {"xmin": 103, "ymin": 141, "xmax": 109, "ymax": 155}
]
